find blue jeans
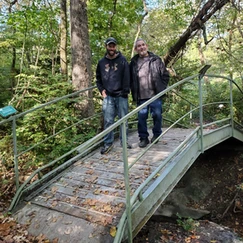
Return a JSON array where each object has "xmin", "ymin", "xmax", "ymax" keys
[
  {"xmin": 102, "ymin": 96, "xmax": 128, "ymax": 146},
  {"xmin": 137, "ymin": 98, "xmax": 162, "ymax": 139}
]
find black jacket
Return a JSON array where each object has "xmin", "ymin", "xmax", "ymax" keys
[
  {"xmin": 96, "ymin": 52, "xmax": 130, "ymax": 98},
  {"xmin": 130, "ymin": 51, "xmax": 169, "ymax": 102}
]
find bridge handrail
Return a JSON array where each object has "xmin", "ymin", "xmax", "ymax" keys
[
  {"xmin": 8, "ymin": 74, "xmax": 200, "ymax": 211},
  {"xmin": 4, "ymin": 69, "xmax": 242, "ymax": 242},
  {"xmin": 0, "ymin": 86, "xmax": 96, "ymax": 125},
  {"xmin": 6, "ymin": 86, "xmax": 99, "ymax": 210},
  {"xmin": 114, "ymin": 73, "xmax": 241, "ymax": 242}
]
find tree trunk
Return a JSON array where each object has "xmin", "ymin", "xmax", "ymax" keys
[
  {"xmin": 164, "ymin": 0, "xmax": 230, "ymax": 67},
  {"xmin": 8, "ymin": 0, "xmax": 18, "ymax": 95},
  {"xmin": 70, "ymin": 0, "xmax": 94, "ymax": 117},
  {"xmin": 60, "ymin": 0, "xmax": 68, "ymax": 80}
]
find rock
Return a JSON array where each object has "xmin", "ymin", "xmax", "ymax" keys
[
  {"xmin": 139, "ymin": 220, "xmax": 243, "ymax": 243},
  {"xmin": 194, "ymin": 220, "xmax": 243, "ymax": 243},
  {"xmin": 155, "ymin": 204, "xmax": 210, "ymax": 219}
]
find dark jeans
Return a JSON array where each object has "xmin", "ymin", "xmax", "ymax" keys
[
  {"xmin": 102, "ymin": 95, "xmax": 128, "ymax": 146},
  {"xmin": 137, "ymin": 98, "xmax": 162, "ymax": 139}
]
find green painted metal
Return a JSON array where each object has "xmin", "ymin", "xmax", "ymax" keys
[
  {"xmin": 121, "ymin": 122, "xmax": 133, "ymax": 243},
  {"xmin": 7, "ymin": 86, "xmax": 97, "ymax": 211},
  {"xmin": 233, "ymin": 123, "xmax": 243, "ymax": 142},
  {"xmin": 198, "ymin": 74, "xmax": 204, "ymax": 153},
  {"xmin": 114, "ymin": 74, "xmax": 243, "ymax": 242},
  {"xmin": 4, "ymin": 70, "xmax": 243, "ymax": 243},
  {"xmin": 12, "ymin": 116, "xmax": 19, "ymax": 190}
]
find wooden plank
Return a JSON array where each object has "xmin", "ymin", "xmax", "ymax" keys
[
  {"xmin": 16, "ymin": 128, "xmax": 198, "ymax": 242},
  {"xmin": 33, "ymin": 198, "xmax": 121, "ymax": 226}
]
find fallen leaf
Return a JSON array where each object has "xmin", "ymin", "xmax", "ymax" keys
[
  {"xmin": 51, "ymin": 186, "xmax": 58, "ymax": 193},
  {"xmin": 86, "ymin": 169, "xmax": 94, "ymax": 175},
  {"xmin": 161, "ymin": 229, "xmax": 171, "ymax": 234},
  {"xmin": 64, "ymin": 228, "xmax": 71, "ymax": 235},
  {"xmin": 103, "ymin": 204, "xmax": 112, "ymax": 212},
  {"xmin": 93, "ymin": 189, "xmax": 101, "ymax": 195},
  {"xmin": 51, "ymin": 200, "xmax": 58, "ymax": 207},
  {"xmin": 51, "ymin": 217, "xmax": 58, "ymax": 223},
  {"xmin": 110, "ymin": 226, "xmax": 116, "ymax": 237}
]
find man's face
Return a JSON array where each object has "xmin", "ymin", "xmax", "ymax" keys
[
  {"xmin": 106, "ymin": 43, "xmax": 116, "ymax": 57},
  {"xmin": 135, "ymin": 40, "xmax": 148, "ymax": 57}
]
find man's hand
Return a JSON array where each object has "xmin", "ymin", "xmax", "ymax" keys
[{"xmin": 102, "ymin": 90, "xmax": 107, "ymax": 98}]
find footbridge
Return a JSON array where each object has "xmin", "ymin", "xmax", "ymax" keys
[{"xmin": 2, "ymin": 67, "xmax": 243, "ymax": 242}]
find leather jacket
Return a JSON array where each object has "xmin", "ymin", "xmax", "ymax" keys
[{"xmin": 130, "ymin": 51, "xmax": 169, "ymax": 102}]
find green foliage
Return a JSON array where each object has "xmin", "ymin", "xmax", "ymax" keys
[
  {"xmin": 163, "ymin": 78, "xmax": 199, "ymax": 126},
  {"xmin": 237, "ymin": 183, "xmax": 243, "ymax": 191},
  {"xmin": 176, "ymin": 214, "xmax": 199, "ymax": 232},
  {"xmin": 0, "ymin": 133, "xmax": 14, "ymax": 167},
  {"xmin": 0, "ymin": 73, "xmax": 102, "ymax": 172},
  {"xmin": 88, "ymin": 0, "xmax": 144, "ymax": 63},
  {"xmin": 6, "ymin": 5, "xmax": 59, "ymax": 49},
  {"xmin": 0, "ymin": 68, "xmax": 13, "ymax": 107},
  {"xmin": 141, "ymin": 1, "xmax": 197, "ymax": 57},
  {"xmin": 232, "ymin": 78, "xmax": 243, "ymax": 124}
]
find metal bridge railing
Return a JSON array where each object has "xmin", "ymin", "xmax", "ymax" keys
[
  {"xmin": 0, "ymin": 86, "xmax": 103, "ymax": 211},
  {"xmin": 114, "ymin": 71, "xmax": 243, "ymax": 242},
  {"xmin": 1, "ymin": 68, "xmax": 243, "ymax": 242}
]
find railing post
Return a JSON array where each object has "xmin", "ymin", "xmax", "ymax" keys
[
  {"xmin": 198, "ymin": 65, "xmax": 211, "ymax": 153},
  {"xmin": 229, "ymin": 78, "xmax": 234, "ymax": 133},
  {"xmin": 12, "ymin": 116, "xmax": 19, "ymax": 190},
  {"xmin": 198, "ymin": 76, "xmax": 204, "ymax": 153},
  {"xmin": 190, "ymin": 104, "xmax": 193, "ymax": 124},
  {"xmin": 121, "ymin": 121, "xmax": 132, "ymax": 242}
]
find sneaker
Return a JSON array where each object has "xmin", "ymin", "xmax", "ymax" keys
[
  {"xmin": 151, "ymin": 135, "xmax": 159, "ymax": 144},
  {"xmin": 139, "ymin": 138, "xmax": 149, "ymax": 148},
  {"xmin": 120, "ymin": 142, "xmax": 132, "ymax": 149},
  {"xmin": 100, "ymin": 144, "xmax": 113, "ymax": 154},
  {"xmin": 126, "ymin": 143, "xmax": 132, "ymax": 149}
]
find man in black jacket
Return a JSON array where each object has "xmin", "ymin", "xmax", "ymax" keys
[
  {"xmin": 130, "ymin": 38, "xmax": 169, "ymax": 148},
  {"xmin": 96, "ymin": 37, "xmax": 131, "ymax": 154}
]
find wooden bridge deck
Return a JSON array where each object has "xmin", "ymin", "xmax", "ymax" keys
[{"xmin": 14, "ymin": 128, "xmax": 196, "ymax": 243}]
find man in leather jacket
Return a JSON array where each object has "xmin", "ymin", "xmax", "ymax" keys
[{"xmin": 130, "ymin": 38, "xmax": 169, "ymax": 148}]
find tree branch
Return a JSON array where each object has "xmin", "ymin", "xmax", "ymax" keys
[
  {"xmin": 107, "ymin": 0, "xmax": 117, "ymax": 35},
  {"xmin": 164, "ymin": 0, "xmax": 230, "ymax": 67},
  {"xmin": 131, "ymin": 0, "xmax": 148, "ymax": 58}
]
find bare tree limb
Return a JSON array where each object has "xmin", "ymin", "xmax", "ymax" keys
[
  {"xmin": 236, "ymin": 18, "xmax": 243, "ymax": 39},
  {"xmin": 107, "ymin": 0, "xmax": 117, "ymax": 35},
  {"xmin": 131, "ymin": 0, "xmax": 148, "ymax": 58},
  {"xmin": 164, "ymin": 0, "xmax": 230, "ymax": 67}
]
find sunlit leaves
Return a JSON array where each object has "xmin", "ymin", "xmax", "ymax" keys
[
  {"xmin": 88, "ymin": 0, "xmax": 144, "ymax": 62},
  {"xmin": 7, "ymin": 5, "xmax": 59, "ymax": 48}
]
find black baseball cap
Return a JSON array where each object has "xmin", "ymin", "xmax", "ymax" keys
[{"xmin": 105, "ymin": 37, "xmax": 117, "ymax": 45}]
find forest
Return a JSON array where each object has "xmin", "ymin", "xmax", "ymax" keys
[{"xmin": 0, "ymin": 0, "xmax": 243, "ymax": 241}]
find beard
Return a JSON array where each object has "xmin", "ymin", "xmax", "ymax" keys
[
  {"xmin": 139, "ymin": 49, "xmax": 148, "ymax": 57},
  {"xmin": 107, "ymin": 50, "xmax": 116, "ymax": 57}
]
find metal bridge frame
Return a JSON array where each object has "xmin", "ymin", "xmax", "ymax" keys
[
  {"xmin": 114, "ymin": 73, "xmax": 243, "ymax": 242},
  {"xmin": 1, "ymin": 70, "xmax": 243, "ymax": 242}
]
